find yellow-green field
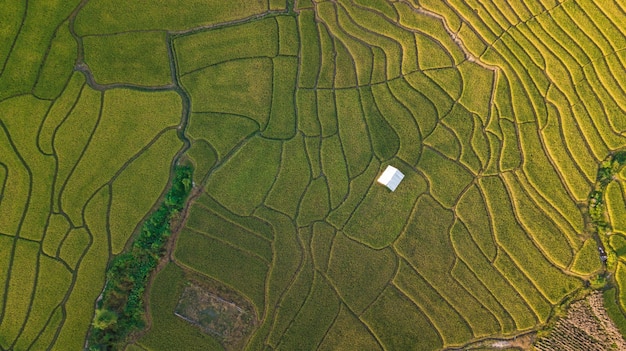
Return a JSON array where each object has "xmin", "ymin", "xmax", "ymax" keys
[{"xmin": 4, "ymin": 0, "xmax": 626, "ymax": 350}]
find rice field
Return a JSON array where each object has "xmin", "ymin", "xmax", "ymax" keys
[{"xmin": 6, "ymin": 0, "xmax": 626, "ymax": 350}]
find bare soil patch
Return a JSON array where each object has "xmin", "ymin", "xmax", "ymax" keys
[{"xmin": 534, "ymin": 292, "xmax": 626, "ymax": 351}]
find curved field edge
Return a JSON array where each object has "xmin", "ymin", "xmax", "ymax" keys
[{"xmin": 7, "ymin": 0, "xmax": 626, "ymax": 351}]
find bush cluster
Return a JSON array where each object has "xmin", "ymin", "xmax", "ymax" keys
[{"xmin": 88, "ymin": 165, "xmax": 193, "ymax": 350}]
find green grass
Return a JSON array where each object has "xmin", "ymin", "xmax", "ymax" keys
[
  {"xmin": 458, "ymin": 61, "xmax": 494, "ymax": 117},
  {"xmin": 395, "ymin": 195, "xmax": 502, "ymax": 336},
  {"xmin": 334, "ymin": 38, "xmax": 358, "ymax": 88},
  {"xmin": 570, "ymin": 238, "xmax": 602, "ymax": 276},
  {"xmin": 187, "ymin": 112, "xmax": 258, "ymax": 160},
  {"xmin": 0, "ymin": 1, "xmax": 25, "ymax": 72},
  {"xmin": 38, "ymin": 73, "xmax": 85, "ymax": 155},
  {"xmin": 326, "ymin": 159, "xmax": 380, "ymax": 228},
  {"xmin": 0, "ymin": 236, "xmax": 12, "ymax": 322},
  {"xmin": 296, "ymin": 90, "xmax": 320, "ymax": 136},
  {"xmin": 425, "ymin": 67, "xmax": 462, "ymax": 101},
  {"xmin": 321, "ymin": 135, "xmax": 349, "ymax": 209},
  {"xmin": 343, "ymin": 163, "xmax": 426, "ymax": 249},
  {"xmin": 450, "ymin": 260, "xmax": 517, "ymax": 334},
  {"xmin": 62, "ymin": 89, "xmax": 181, "ymax": 224},
  {"xmin": 83, "ymin": 31, "xmax": 171, "ymax": 86},
  {"xmin": 185, "ymin": 205, "xmax": 272, "ymax": 263},
  {"xmin": 263, "ymin": 56, "xmax": 298, "ymax": 139},
  {"xmin": 502, "ymin": 173, "xmax": 574, "ymax": 268},
  {"xmin": 327, "ymin": 233, "xmax": 396, "ymax": 314},
  {"xmin": 33, "ymin": 20, "xmax": 77, "ymax": 99},
  {"xmin": 136, "ymin": 264, "xmax": 223, "ymax": 351},
  {"xmin": 404, "ymin": 71, "xmax": 454, "ymax": 121},
  {"xmin": 198, "ymin": 194, "xmax": 274, "ymax": 241},
  {"xmin": 610, "ymin": 234, "xmax": 626, "ymax": 258},
  {"xmin": 371, "ymin": 84, "xmax": 422, "ymax": 164},
  {"xmin": 546, "ymin": 87, "xmax": 597, "ymax": 181},
  {"xmin": 335, "ymin": 89, "xmax": 372, "ymax": 177},
  {"xmin": 362, "ymin": 285, "xmax": 443, "ymax": 351},
  {"xmin": 493, "ymin": 251, "xmax": 552, "ymax": 323},
  {"xmin": 52, "ymin": 217, "xmax": 109, "ymax": 351},
  {"xmin": 416, "ymin": 35, "xmax": 454, "ymax": 70},
  {"xmin": 0, "ymin": 240, "xmax": 39, "ymax": 348},
  {"xmin": 417, "ymin": 146, "xmax": 474, "ymax": 209},
  {"xmin": 186, "ymin": 139, "xmax": 217, "ymax": 183},
  {"xmin": 316, "ymin": 1, "xmax": 373, "ymax": 85},
  {"xmin": 317, "ymin": 24, "xmax": 336, "ymax": 89},
  {"xmin": 305, "ymin": 136, "xmax": 322, "ymax": 177},
  {"xmin": 270, "ymin": 0, "xmax": 286, "ymax": 10},
  {"xmin": 442, "ymin": 104, "xmax": 482, "ymax": 173},
  {"xmin": 174, "ymin": 18, "xmax": 278, "ymax": 75},
  {"xmin": 59, "ymin": 228, "xmax": 90, "ymax": 269},
  {"xmin": 275, "ymin": 274, "xmax": 340, "ymax": 350},
  {"xmin": 607, "ymin": 181, "xmax": 626, "ymax": 233},
  {"xmin": 12, "ymin": 256, "xmax": 71, "ymax": 351},
  {"xmin": 182, "ymin": 58, "xmax": 272, "ymax": 129},
  {"xmin": 449, "ymin": 220, "xmax": 537, "ymax": 330},
  {"xmin": 396, "ymin": 2, "xmax": 465, "ymax": 64},
  {"xmin": 479, "ymin": 176, "xmax": 581, "ymax": 304},
  {"xmin": 318, "ymin": 305, "xmax": 382, "ymax": 351},
  {"xmin": 603, "ymin": 288, "xmax": 626, "ymax": 337},
  {"xmin": 350, "ymin": 2, "xmax": 418, "ymax": 75},
  {"xmin": 74, "ymin": 0, "xmax": 269, "ymax": 34},
  {"xmin": 423, "ymin": 123, "xmax": 462, "ymax": 160},
  {"xmin": 83, "ymin": 186, "xmax": 111, "ymax": 258},
  {"xmin": 0, "ymin": 98, "xmax": 55, "ymax": 242},
  {"xmin": 206, "ymin": 137, "xmax": 281, "ymax": 216},
  {"xmin": 265, "ymin": 244, "xmax": 314, "ymax": 347},
  {"xmin": 456, "ymin": 185, "xmax": 497, "ymax": 260},
  {"xmin": 265, "ymin": 135, "xmax": 310, "ymax": 218},
  {"xmin": 54, "ymin": 86, "xmax": 102, "ymax": 224},
  {"xmin": 616, "ymin": 262, "xmax": 626, "ymax": 313},
  {"xmin": 28, "ymin": 307, "xmax": 63, "ymax": 351},
  {"xmin": 388, "ymin": 77, "xmax": 439, "ymax": 138},
  {"xmin": 310, "ymin": 222, "xmax": 336, "ymax": 272},
  {"xmin": 359, "ymin": 86, "xmax": 400, "ymax": 162},
  {"xmin": 336, "ymin": 1, "xmax": 402, "ymax": 80},
  {"xmin": 394, "ymin": 261, "xmax": 474, "ymax": 346},
  {"xmin": 316, "ymin": 89, "xmax": 338, "ymax": 137},
  {"xmin": 276, "ymin": 16, "xmax": 298, "ymax": 56},
  {"xmin": 517, "ymin": 123, "xmax": 585, "ymax": 235},
  {"xmin": 251, "ymin": 208, "xmax": 305, "ymax": 346},
  {"xmin": 541, "ymin": 104, "xmax": 593, "ymax": 201},
  {"xmin": 8, "ymin": 0, "xmax": 626, "ymax": 349},
  {"xmin": 109, "ymin": 129, "xmax": 182, "ymax": 254},
  {"xmin": 0, "ymin": 0, "xmax": 80, "ymax": 100},
  {"xmin": 175, "ymin": 228, "xmax": 268, "ymax": 316},
  {"xmin": 297, "ymin": 176, "xmax": 330, "ymax": 226}
]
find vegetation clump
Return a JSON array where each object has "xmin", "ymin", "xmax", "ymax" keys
[
  {"xmin": 588, "ymin": 151, "xmax": 626, "ymax": 272},
  {"xmin": 88, "ymin": 165, "xmax": 193, "ymax": 350}
]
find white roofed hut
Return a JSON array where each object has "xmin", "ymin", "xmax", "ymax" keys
[{"xmin": 377, "ymin": 165, "xmax": 404, "ymax": 191}]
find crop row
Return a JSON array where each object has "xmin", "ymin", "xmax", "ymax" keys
[{"xmin": 164, "ymin": 1, "xmax": 626, "ymax": 349}]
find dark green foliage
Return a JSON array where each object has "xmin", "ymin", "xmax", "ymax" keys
[
  {"xmin": 88, "ymin": 166, "xmax": 193, "ymax": 350},
  {"xmin": 359, "ymin": 87, "xmax": 399, "ymax": 161}
]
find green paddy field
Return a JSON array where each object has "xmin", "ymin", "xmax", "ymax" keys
[{"xmin": 3, "ymin": 0, "xmax": 626, "ymax": 350}]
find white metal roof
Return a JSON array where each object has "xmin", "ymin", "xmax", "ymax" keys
[{"xmin": 377, "ymin": 165, "xmax": 404, "ymax": 191}]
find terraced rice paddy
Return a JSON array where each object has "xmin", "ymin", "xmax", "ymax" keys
[{"xmin": 5, "ymin": 0, "xmax": 626, "ymax": 350}]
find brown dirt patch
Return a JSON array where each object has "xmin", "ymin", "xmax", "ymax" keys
[{"xmin": 534, "ymin": 291, "xmax": 626, "ymax": 351}]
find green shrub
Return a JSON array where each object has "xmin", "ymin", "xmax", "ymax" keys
[{"xmin": 87, "ymin": 165, "xmax": 193, "ymax": 350}]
